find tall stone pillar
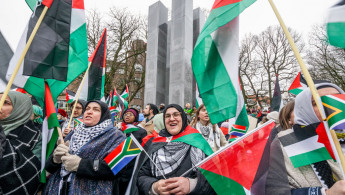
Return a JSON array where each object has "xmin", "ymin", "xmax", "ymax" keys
[
  {"xmin": 192, "ymin": 8, "xmax": 205, "ymax": 107},
  {"xmin": 144, "ymin": 1, "xmax": 168, "ymax": 106},
  {"xmin": 169, "ymin": 0, "xmax": 193, "ymax": 106}
]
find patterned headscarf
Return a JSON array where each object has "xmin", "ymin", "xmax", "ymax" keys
[{"xmin": 0, "ymin": 91, "xmax": 32, "ymax": 135}]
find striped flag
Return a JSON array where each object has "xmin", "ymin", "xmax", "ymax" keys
[
  {"xmin": 77, "ymin": 28, "xmax": 107, "ymax": 101},
  {"xmin": 199, "ymin": 121, "xmax": 276, "ymax": 195},
  {"xmin": 7, "ymin": 0, "xmax": 88, "ymax": 106},
  {"xmin": 65, "ymin": 89, "xmax": 75, "ymax": 104},
  {"xmin": 41, "ymin": 82, "xmax": 59, "ymax": 183},
  {"xmin": 105, "ymin": 134, "xmax": 142, "ymax": 175},
  {"xmin": 321, "ymin": 94, "xmax": 345, "ymax": 130},
  {"xmin": 279, "ymin": 123, "xmax": 334, "ymax": 168},
  {"xmin": 327, "ymin": 0, "xmax": 345, "ymax": 49},
  {"xmin": 121, "ymin": 123, "xmax": 139, "ymax": 134},
  {"xmin": 288, "ymin": 72, "xmax": 329, "ymax": 95},
  {"xmin": 191, "ymin": 0, "xmax": 254, "ymax": 128},
  {"xmin": 121, "ymin": 84, "xmax": 129, "ymax": 99}
]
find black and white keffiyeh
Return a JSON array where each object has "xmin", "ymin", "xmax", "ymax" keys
[
  {"xmin": 151, "ymin": 142, "xmax": 204, "ymax": 177},
  {"xmin": 196, "ymin": 121, "xmax": 221, "ymax": 149},
  {"xmin": 69, "ymin": 119, "xmax": 112, "ymax": 154}
]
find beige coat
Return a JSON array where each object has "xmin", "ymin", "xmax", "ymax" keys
[{"xmin": 139, "ymin": 118, "xmax": 155, "ymax": 135}]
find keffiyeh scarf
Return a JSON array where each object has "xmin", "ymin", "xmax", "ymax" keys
[
  {"xmin": 196, "ymin": 121, "xmax": 221, "ymax": 149},
  {"xmin": 151, "ymin": 142, "xmax": 204, "ymax": 177}
]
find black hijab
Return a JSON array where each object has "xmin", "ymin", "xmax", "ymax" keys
[
  {"xmin": 160, "ymin": 104, "xmax": 188, "ymax": 137},
  {"xmin": 85, "ymin": 100, "xmax": 111, "ymax": 126}
]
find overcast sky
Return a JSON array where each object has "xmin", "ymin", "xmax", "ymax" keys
[{"xmin": 0, "ymin": 0, "xmax": 339, "ymax": 51}]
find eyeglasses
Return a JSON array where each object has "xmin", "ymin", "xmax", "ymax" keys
[
  {"xmin": 165, "ymin": 112, "xmax": 181, "ymax": 119},
  {"xmin": 124, "ymin": 113, "xmax": 134, "ymax": 117}
]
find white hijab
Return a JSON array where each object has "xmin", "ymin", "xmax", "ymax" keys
[{"xmin": 294, "ymin": 83, "xmax": 345, "ymax": 126}]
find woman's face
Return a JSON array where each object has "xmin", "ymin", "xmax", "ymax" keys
[
  {"xmin": 83, "ymin": 102, "xmax": 102, "ymax": 126},
  {"xmin": 72, "ymin": 103, "xmax": 83, "ymax": 118},
  {"xmin": 124, "ymin": 111, "xmax": 135, "ymax": 124},
  {"xmin": 165, "ymin": 107, "xmax": 182, "ymax": 136},
  {"xmin": 0, "ymin": 95, "xmax": 13, "ymax": 120},
  {"xmin": 313, "ymin": 87, "xmax": 340, "ymax": 121},
  {"xmin": 288, "ymin": 110, "xmax": 294, "ymax": 125},
  {"xmin": 57, "ymin": 113, "xmax": 63, "ymax": 120},
  {"xmin": 198, "ymin": 106, "xmax": 209, "ymax": 123}
]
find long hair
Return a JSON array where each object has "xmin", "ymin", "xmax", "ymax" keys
[
  {"xmin": 190, "ymin": 104, "xmax": 217, "ymax": 131},
  {"xmin": 279, "ymin": 100, "xmax": 295, "ymax": 130}
]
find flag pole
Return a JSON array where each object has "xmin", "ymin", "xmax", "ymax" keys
[
  {"xmin": 267, "ymin": 0, "xmax": 345, "ymax": 175},
  {"xmin": 67, "ymin": 61, "xmax": 92, "ymax": 129},
  {"xmin": 0, "ymin": 6, "xmax": 49, "ymax": 111}
]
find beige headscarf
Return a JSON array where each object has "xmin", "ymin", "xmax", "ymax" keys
[{"xmin": 0, "ymin": 91, "xmax": 33, "ymax": 135}]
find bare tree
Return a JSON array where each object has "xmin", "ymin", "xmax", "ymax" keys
[
  {"xmin": 240, "ymin": 26, "xmax": 304, "ymax": 108},
  {"xmin": 84, "ymin": 8, "xmax": 147, "ymax": 103},
  {"xmin": 307, "ymin": 25, "xmax": 345, "ymax": 90}
]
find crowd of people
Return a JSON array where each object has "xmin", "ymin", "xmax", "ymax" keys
[{"xmin": 1, "ymin": 82, "xmax": 345, "ymax": 194}]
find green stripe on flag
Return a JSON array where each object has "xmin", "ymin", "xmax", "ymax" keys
[
  {"xmin": 328, "ymin": 22, "xmax": 345, "ymax": 49},
  {"xmin": 173, "ymin": 133, "xmax": 213, "ymax": 156},
  {"xmin": 199, "ymin": 168, "xmax": 246, "ymax": 195},
  {"xmin": 290, "ymin": 147, "xmax": 332, "ymax": 168},
  {"xmin": 192, "ymin": 35, "xmax": 237, "ymax": 123},
  {"xmin": 289, "ymin": 88, "xmax": 303, "ymax": 95},
  {"xmin": 41, "ymin": 127, "xmax": 59, "ymax": 183}
]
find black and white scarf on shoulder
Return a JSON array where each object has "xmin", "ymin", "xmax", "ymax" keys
[
  {"xmin": 196, "ymin": 121, "xmax": 221, "ymax": 149},
  {"xmin": 151, "ymin": 142, "xmax": 204, "ymax": 177}
]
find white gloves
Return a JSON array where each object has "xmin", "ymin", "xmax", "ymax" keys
[
  {"xmin": 61, "ymin": 154, "xmax": 82, "ymax": 172},
  {"xmin": 53, "ymin": 141, "xmax": 70, "ymax": 164}
]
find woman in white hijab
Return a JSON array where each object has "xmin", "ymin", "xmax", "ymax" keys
[{"xmin": 266, "ymin": 83, "xmax": 345, "ymax": 195}]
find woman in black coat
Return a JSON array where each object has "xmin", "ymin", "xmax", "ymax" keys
[{"xmin": 129, "ymin": 104, "xmax": 216, "ymax": 195}]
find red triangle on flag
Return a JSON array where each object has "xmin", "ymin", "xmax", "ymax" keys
[
  {"xmin": 288, "ymin": 72, "xmax": 302, "ymax": 91},
  {"xmin": 212, "ymin": 0, "xmax": 242, "ymax": 10}
]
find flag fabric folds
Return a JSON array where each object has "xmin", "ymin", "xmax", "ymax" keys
[
  {"xmin": 270, "ymin": 74, "xmax": 282, "ymax": 112},
  {"xmin": 322, "ymin": 94, "xmax": 345, "ymax": 130},
  {"xmin": 41, "ymin": 82, "xmax": 60, "ymax": 183},
  {"xmin": 279, "ymin": 123, "xmax": 334, "ymax": 168},
  {"xmin": 191, "ymin": 0, "xmax": 254, "ymax": 128},
  {"xmin": 196, "ymin": 83, "xmax": 203, "ymax": 108},
  {"xmin": 105, "ymin": 134, "xmax": 142, "ymax": 176},
  {"xmin": 7, "ymin": 0, "xmax": 88, "ymax": 106},
  {"xmin": 152, "ymin": 125, "xmax": 213, "ymax": 156},
  {"xmin": 23, "ymin": 0, "xmax": 71, "ymax": 81},
  {"xmin": 121, "ymin": 84, "xmax": 129, "ymax": 99},
  {"xmin": 77, "ymin": 28, "xmax": 107, "ymax": 101},
  {"xmin": 327, "ymin": 0, "xmax": 345, "ymax": 49},
  {"xmin": 198, "ymin": 120, "xmax": 276, "ymax": 195}
]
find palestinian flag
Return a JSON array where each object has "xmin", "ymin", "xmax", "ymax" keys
[
  {"xmin": 65, "ymin": 89, "xmax": 75, "ymax": 103},
  {"xmin": 21, "ymin": 0, "xmax": 70, "ymax": 81},
  {"xmin": 153, "ymin": 125, "xmax": 213, "ymax": 156},
  {"xmin": 322, "ymin": 94, "xmax": 345, "ymax": 130},
  {"xmin": 279, "ymin": 123, "xmax": 334, "ymax": 168},
  {"xmin": 116, "ymin": 88, "xmax": 128, "ymax": 113},
  {"xmin": 105, "ymin": 134, "xmax": 141, "ymax": 175},
  {"xmin": 41, "ymin": 82, "xmax": 59, "ymax": 183},
  {"xmin": 191, "ymin": 0, "xmax": 254, "ymax": 125},
  {"xmin": 199, "ymin": 120, "xmax": 276, "ymax": 194},
  {"xmin": 111, "ymin": 88, "xmax": 118, "ymax": 106},
  {"xmin": 327, "ymin": 0, "xmax": 345, "ymax": 49},
  {"xmin": 7, "ymin": 0, "xmax": 88, "ymax": 106},
  {"xmin": 121, "ymin": 123, "xmax": 139, "ymax": 134},
  {"xmin": 288, "ymin": 72, "xmax": 329, "ymax": 95},
  {"xmin": 288, "ymin": 72, "xmax": 306, "ymax": 95},
  {"xmin": 121, "ymin": 84, "xmax": 129, "ymax": 99},
  {"xmin": 270, "ymin": 74, "xmax": 283, "ymax": 112},
  {"xmin": 77, "ymin": 28, "xmax": 106, "ymax": 101},
  {"xmin": 196, "ymin": 83, "xmax": 203, "ymax": 108}
]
